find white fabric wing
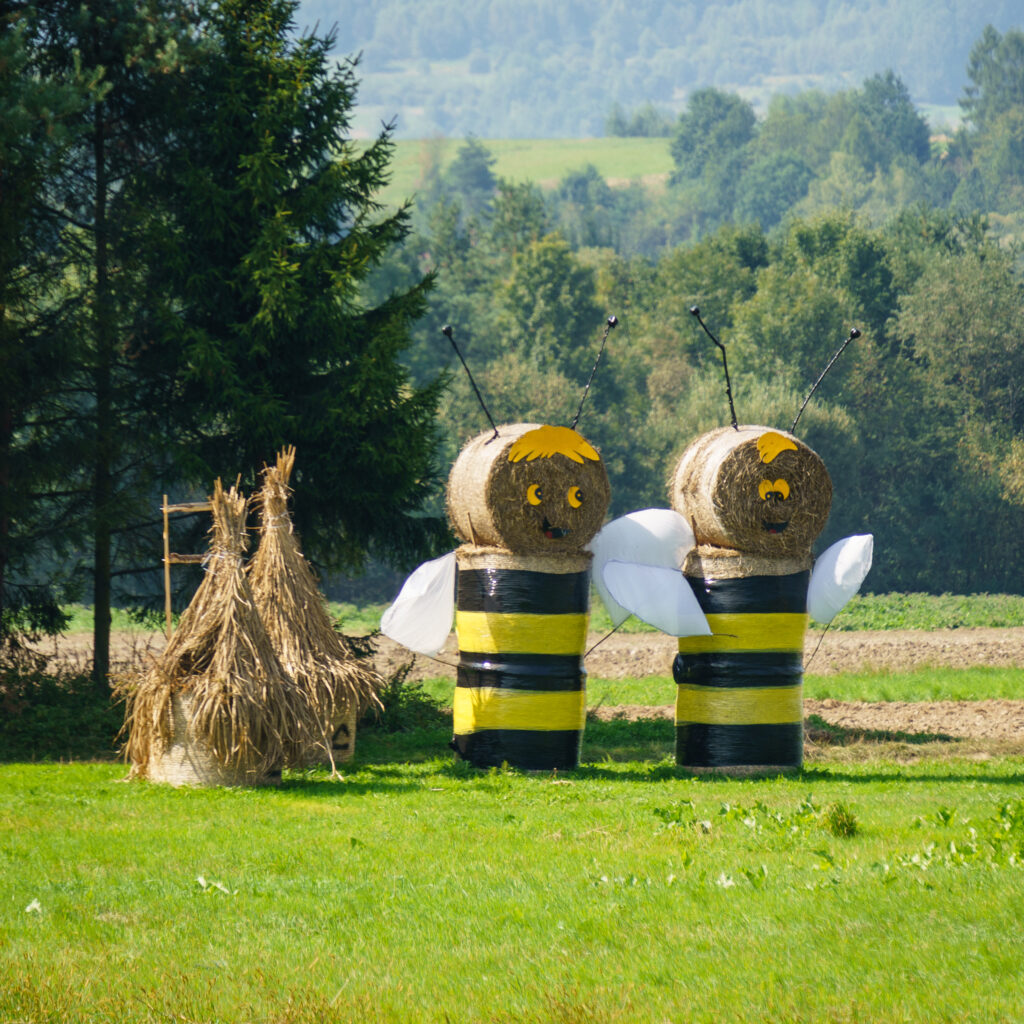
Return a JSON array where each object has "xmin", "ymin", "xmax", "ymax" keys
[
  {"xmin": 807, "ymin": 534, "xmax": 874, "ymax": 623},
  {"xmin": 380, "ymin": 550, "xmax": 457, "ymax": 656},
  {"xmin": 602, "ymin": 561, "xmax": 712, "ymax": 637},
  {"xmin": 588, "ymin": 509, "xmax": 696, "ymax": 626}
]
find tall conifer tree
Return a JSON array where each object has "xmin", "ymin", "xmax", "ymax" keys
[
  {"xmin": 0, "ymin": 8, "xmax": 97, "ymax": 649},
  {"xmin": 136, "ymin": 0, "xmax": 445, "ymax": 573},
  {"xmin": 31, "ymin": 0, "xmax": 194, "ymax": 687}
]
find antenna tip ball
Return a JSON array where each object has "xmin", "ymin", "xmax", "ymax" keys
[
  {"xmin": 689, "ymin": 306, "xmax": 700, "ymax": 316},
  {"xmin": 850, "ymin": 327, "xmax": 862, "ymax": 338},
  {"xmin": 607, "ymin": 315, "xmax": 618, "ymax": 327},
  {"xmin": 441, "ymin": 324, "xmax": 453, "ymax": 338}
]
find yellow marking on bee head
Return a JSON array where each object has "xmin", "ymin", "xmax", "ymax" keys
[
  {"xmin": 507, "ymin": 425, "xmax": 601, "ymax": 465},
  {"xmin": 757, "ymin": 431, "xmax": 798, "ymax": 465},
  {"xmin": 758, "ymin": 478, "xmax": 791, "ymax": 500}
]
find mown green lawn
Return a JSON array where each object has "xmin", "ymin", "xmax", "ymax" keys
[{"xmin": 3, "ymin": 733, "xmax": 1024, "ymax": 1022}]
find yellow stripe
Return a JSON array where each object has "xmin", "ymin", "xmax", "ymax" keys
[
  {"xmin": 676, "ymin": 613, "xmax": 807, "ymax": 654},
  {"xmin": 675, "ymin": 684, "xmax": 803, "ymax": 725},
  {"xmin": 453, "ymin": 687, "xmax": 586, "ymax": 734},
  {"xmin": 455, "ymin": 611, "xmax": 588, "ymax": 655}
]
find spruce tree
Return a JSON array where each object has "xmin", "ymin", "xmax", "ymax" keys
[
  {"xmin": 136, "ymin": 0, "xmax": 445, "ymax": 572},
  {"xmin": 0, "ymin": 9, "xmax": 96, "ymax": 649},
  {"xmin": 30, "ymin": 0, "xmax": 194, "ymax": 687}
]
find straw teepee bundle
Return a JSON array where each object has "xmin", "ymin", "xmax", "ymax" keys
[
  {"xmin": 248, "ymin": 447, "xmax": 383, "ymax": 769},
  {"xmin": 124, "ymin": 480, "xmax": 311, "ymax": 784}
]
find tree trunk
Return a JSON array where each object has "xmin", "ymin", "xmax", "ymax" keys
[
  {"xmin": 0, "ymin": 324, "xmax": 10, "ymax": 643},
  {"xmin": 91, "ymin": 98, "xmax": 113, "ymax": 693}
]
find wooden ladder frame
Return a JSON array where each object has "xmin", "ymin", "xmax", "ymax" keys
[{"xmin": 161, "ymin": 495, "xmax": 213, "ymax": 640}]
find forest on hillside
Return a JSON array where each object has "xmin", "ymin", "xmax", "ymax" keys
[
  {"xmin": 6, "ymin": 1, "xmax": 1024, "ymax": 666},
  {"xmin": 357, "ymin": 24, "xmax": 1024, "ymax": 598},
  {"xmin": 300, "ymin": 0, "xmax": 1022, "ymax": 137}
]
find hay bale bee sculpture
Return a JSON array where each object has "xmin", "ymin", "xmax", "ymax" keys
[
  {"xmin": 600, "ymin": 310, "xmax": 873, "ymax": 770},
  {"xmin": 383, "ymin": 320, "xmax": 647, "ymax": 771}
]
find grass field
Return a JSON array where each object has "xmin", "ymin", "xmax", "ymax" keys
[
  {"xmin": 395, "ymin": 666, "xmax": 1024, "ymax": 713},
  {"xmin": 3, "ymin": 753, "xmax": 1023, "ymax": 1023},
  {"xmin": 5, "ymin": 595, "xmax": 1024, "ymax": 1021},
  {"xmin": 331, "ymin": 590, "xmax": 1024, "ymax": 636},
  {"xmin": 377, "ymin": 136, "xmax": 674, "ymax": 206}
]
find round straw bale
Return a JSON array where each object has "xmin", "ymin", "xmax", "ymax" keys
[
  {"xmin": 446, "ymin": 424, "xmax": 610, "ymax": 554},
  {"xmin": 682, "ymin": 544, "xmax": 813, "ymax": 579},
  {"xmin": 146, "ymin": 693, "xmax": 279, "ymax": 787},
  {"xmin": 672, "ymin": 425, "xmax": 831, "ymax": 559}
]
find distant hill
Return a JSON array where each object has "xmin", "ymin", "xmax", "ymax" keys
[{"xmin": 296, "ymin": 0, "xmax": 1020, "ymax": 138}]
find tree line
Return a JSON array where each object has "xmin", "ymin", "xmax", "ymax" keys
[
  {"xmin": 366, "ymin": 27, "xmax": 1024, "ymax": 598},
  {"xmin": 6, "ymin": 1, "xmax": 1024, "ymax": 680},
  {"xmin": 1, "ymin": 0, "xmax": 441, "ymax": 686}
]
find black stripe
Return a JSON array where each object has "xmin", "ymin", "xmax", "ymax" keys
[
  {"xmin": 676, "ymin": 722, "xmax": 803, "ymax": 768},
  {"xmin": 458, "ymin": 658, "xmax": 584, "ymax": 692},
  {"xmin": 453, "ymin": 729, "xmax": 582, "ymax": 771},
  {"xmin": 673, "ymin": 651, "xmax": 804, "ymax": 688},
  {"xmin": 457, "ymin": 568, "xmax": 590, "ymax": 615},
  {"xmin": 684, "ymin": 572, "xmax": 810, "ymax": 615}
]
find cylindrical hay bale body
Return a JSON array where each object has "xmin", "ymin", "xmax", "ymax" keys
[
  {"xmin": 668, "ymin": 425, "xmax": 834, "ymax": 771},
  {"xmin": 674, "ymin": 572, "xmax": 808, "ymax": 768},
  {"xmin": 453, "ymin": 548, "xmax": 591, "ymax": 770},
  {"xmin": 147, "ymin": 694, "xmax": 279, "ymax": 787}
]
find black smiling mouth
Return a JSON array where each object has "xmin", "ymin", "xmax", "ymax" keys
[
  {"xmin": 542, "ymin": 517, "xmax": 570, "ymax": 539},
  {"xmin": 761, "ymin": 520, "xmax": 790, "ymax": 534}
]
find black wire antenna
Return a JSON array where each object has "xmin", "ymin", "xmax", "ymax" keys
[
  {"xmin": 790, "ymin": 327, "xmax": 861, "ymax": 434},
  {"xmin": 571, "ymin": 315, "xmax": 618, "ymax": 430},
  {"xmin": 441, "ymin": 324, "xmax": 499, "ymax": 441},
  {"xmin": 690, "ymin": 306, "xmax": 738, "ymax": 429}
]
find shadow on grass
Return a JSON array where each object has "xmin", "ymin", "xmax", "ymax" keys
[
  {"xmin": 582, "ymin": 714, "xmax": 675, "ymax": 763},
  {"xmin": 805, "ymin": 713, "xmax": 957, "ymax": 746},
  {"xmin": 352, "ymin": 714, "xmax": 676, "ymax": 767}
]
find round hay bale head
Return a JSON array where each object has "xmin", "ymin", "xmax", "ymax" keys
[
  {"xmin": 446, "ymin": 424, "xmax": 610, "ymax": 554},
  {"xmin": 671, "ymin": 425, "xmax": 831, "ymax": 558},
  {"xmin": 145, "ymin": 693, "xmax": 278, "ymax": 788}
]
